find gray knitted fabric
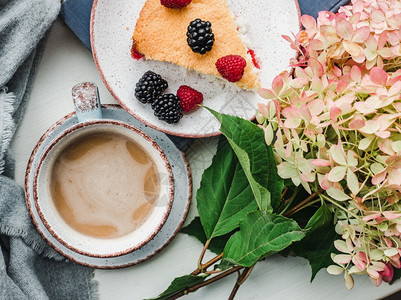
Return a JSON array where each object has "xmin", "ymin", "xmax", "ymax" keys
[{"xmin": 0, "ymin": 0, "xmax": 97, "ymax": 299}]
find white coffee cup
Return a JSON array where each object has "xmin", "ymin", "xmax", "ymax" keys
[{"xmin": 32, "ymin": 82, "xmax": 174, "ymax": 258}]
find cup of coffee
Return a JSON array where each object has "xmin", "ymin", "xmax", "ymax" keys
[{"xmin": 32, "ymin": 82, "xmax": 174, "ymax": 257}]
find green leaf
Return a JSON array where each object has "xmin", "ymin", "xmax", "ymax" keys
[
  {"xmin": 290, "ymin": 219, "xmax": 338, "ymax": 281},
  {"xmin": 304, "ymin": 203, "xmax": 333, "ymax": 232},
  {"xmin": 148, "ymin": 275, "xmax": 208, "ymax": 300},
  {"xmin": 222, "ymin": 211, "xmax": 305, "ymax": 267},
  {"xmin": 206, "ymin": 108, "xmax": 283, "ymax": 212},
  {"xmin": 197, "ymin": 137, "xmax": 258, "ymax": 239},
  {"xmin": 180, "ymin": 217, "xmax": 233, "ymax": 255}
]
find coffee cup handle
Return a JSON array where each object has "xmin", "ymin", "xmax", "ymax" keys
[{"xmin": 71, "ymin": 82, "xmax": 103, "ymax": 123}]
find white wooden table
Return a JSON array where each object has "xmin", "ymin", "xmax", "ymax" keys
[{"xmin": 11, "ymin": 18, "xmax": 401, "ymax": 300}]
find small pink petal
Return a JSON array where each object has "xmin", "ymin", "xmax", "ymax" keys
[
  {"xmin": 386, "ymin": 155, "xmax": 401, "ymax": 167},
  {"xmin": 320, "ymin": 174, "xmax": 332, "ymax": 190},
  {"xmin": 333, "ymin": 254, "xmax": 352, "ymax": 265},
  {"xmin": 295, "ymin": 66, "xmax": 309, "ymax": 79},
  {"xmin": 372, "ymin": 169, "xmax": 387, "ymax": 185},
  {"xmin": 301, "ymin": 15, "xmax": 317, "ymax": 30},
  {"xmin": 344, "ymin": 273, "xmax": 355, "ymax": 290},
  {"xmin": 378, "ymin": 139, "xmax": 395, "ymax": 156},
  {"xmin": 311, "ymin": 159, "xmax": 331, "ymax": 167},
  {"xmin": 350, "ymin": 65, "xmax": 361, "ymax": 82},
  {"xmin": 371, "ymin": 9, "xmax": 386, "ymax": 23},
  {"xmin": 308, "ymin": 58, "xmax": 324, "ymax": 77},
  {"xmin": 370, "ymin": 67, "xmax": 388, "ymax": 86},
  {"xmin": 375, "ymin": 131, "xmax": 391, "ymax": 139},
  {"xmin": 377, "ymin": 114, "xmax": 397, "ymax": 130},
  {"xmin": 336, "ymin": 17, "xmax": 353, "ymax": 40},
  {"xmin": 378, "ymin": 32, "xmax": 387, "ymax": 49},
  {"xmin": 352, "ymin": 52, "xmax": 366, "ymax": 64},
  {"xmin": 382, "ymin": 264, "xmax": 394, "ymax": 283},
  {"xmin": 281, "ymin": 34, "xmax": 294, "ymax": 43},
  {"xmin": 258, "ymin": 88, "xmax": 275, "ymax": 99},
  {"xmin": 257, "ymin": 103, "xmax": 269, "ymax": 117},
  {"xmin": 264, "ymin": 124, "xmax": 274, "ymax": 146},
  {"xmin": 282, "ymin": 107, "xmax": 300, "ymax": 118},
  {"xmin": 381, "ymin": 264, "xmax": 392, "ymax": 277},
  {"xmin": 370, "ymin": 275, "xmax": 383, "ymax": 287},
  {"xmin": 272, "ymin": 75, "xmax": 284, "ymax": 95},
  {"xmin": 300, "ymin": 173, "xmax": 314, "ymax": 183},
  {"xmin": 368, "ymin": 267, "xmax": 381, "ymax": 279},
  {"xmin": 384, "ymin": 238, "xmax": 393, "ymax": 248},
  {"xmin": 337, "ymin": 80, "xmax": 347, "ymax": 94},
  {"xmin": 390, "ymin": 255, "xmax": 401, "ymax": 269},
  {"xmin": 352, "ymin": 252, "xmax": 368, "ymax": 270},
  {"xmin": 291, "ymin": 77, "xmax": 309, "ymax": 89},
  {"xmin": 359, "ymin": 120, "xmax": 380, "ymax": 134},
  {"xmin": 388, "ymin": 13, "xmax": 401, "ymax": 30},
  {"xmin": 300, "ymin": 105, "xmax": 312, "ymax": 121},
  {"xmin": 352, "ymin": 26, "xmax": 370, "ymax": 43},
  {"xmin": 362, "ymin": 212, "xmax": 382, "ymax": 222},
  {"xmin": 333, "ymin": 66, "xmax": 342, "ymax": 77},
  {"xmin": 309, "ymin": 39, "xmax": 325, "ymax": 51},
  {"xmin": 387, "ymin": 32, "xmax": 399, "ymax": 46},
  {"xmin": 349, "ymin": 118, "xmax": 365, "ymax": 130},
  {"xmin": 343, "ymin": 40, "xmax": 362, "ymax": 57},
  {"xmin": 349, "ymin": 12, "xmax": 360, "ymax": 24},
  {"xmin": 330, "ymin": 106, "xmax": 342, "ymax": 122},
  {"xmin": 365, "ymin": 35, "xmax": 378, "ymax": 51},
  {"xmin": 382, "ymin": 211, "xmax": 401, "ymax": 220},
  {"xmin": 377, "ymin": 47, "xmax": 396, "ymax": 59},
  {"xmin": 352, "ymin": 1, "xmax": 364, "ymax": 13},
  {"xmin": 388, "ymin": 169, "xmax": 401, "ymax": 186}
]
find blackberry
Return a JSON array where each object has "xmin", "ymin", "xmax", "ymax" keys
[
  {"xmin": 186, "ymin": 19, "xmax": 214, "ymax": 55},
  {"xmin": 135, "ymin": 71, "xmax": 168, "ymax": 104},
  {"xmin": 151, "ymin": 94, "xmax": 183, "ymax": 124}
]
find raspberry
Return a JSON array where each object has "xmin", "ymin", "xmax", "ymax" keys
[
  {"xmin": 215, "ymin": 55, "xmax": 247, "ymax": 82},
  {"xmin": 135, "ymin": 71, "xmax": 168, "ymax": 104},
  {"xmin": 151, "ymin": 94, "xmax": 183, "ymax": 124},
  {"xmin": 187, "ymin": 19, "xmax": 215, "ymax": 55},
  {"xmin": 160, "ymin": 0, "xmax": 192, "ymax": 9},
  {"xmin": 177, "ymin": 85, "xmax": 204, "ymax": 112}
]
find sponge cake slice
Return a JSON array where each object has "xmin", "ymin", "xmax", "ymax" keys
[{"xmin": 132, "ymin": 0, "xmax": 260, "ymax": 90}]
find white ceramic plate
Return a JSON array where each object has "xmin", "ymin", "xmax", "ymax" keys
[
  {"xmin": 25, "ymin": 105, "xmax": 192, "ymax": 268},
  {"xmin": 90, "ymin": 0, "xmax": 300, "ymax": 137}
]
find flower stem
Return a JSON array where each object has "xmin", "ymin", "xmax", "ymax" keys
[
  {"xmin": 167, "ymin": 266, "xmax": 244, "ymax": 300},
  {"xmin": 228, "ymin": 265, "xmax": 255, "ymax": 300},
  {"xmin": 191, "ymin": 252, "xmax": 223, "ymax": 275},
  {"xmin": 320, "ymin": 194, "xmax": 359, "ymax": 219},
  {"xmin": 197, "ymin": 239, "xmax": 211, "ymax": 269},
  {"xmin": 283, "ymin": 190, "xmax": 321, "ymax": 217},
  {"xmin": 279, "ymin": 187, "xmax": 299, "ymax": 215}
]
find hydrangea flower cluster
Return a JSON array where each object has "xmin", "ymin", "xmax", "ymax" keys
[{"xmin": 256, "ymin": 0, "xmax": 401, "ymax": 289}]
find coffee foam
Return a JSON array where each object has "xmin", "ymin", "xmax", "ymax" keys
[{"xmin": 51, "ymin": 133, "xmax": 160, "ymax": 238}]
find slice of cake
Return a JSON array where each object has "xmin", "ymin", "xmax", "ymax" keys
[{"xmin": 132, "ymin": 0, "xmax": 260, "ymax": 90}]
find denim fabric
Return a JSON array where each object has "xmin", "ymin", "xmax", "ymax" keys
[
  {"xmin": 60, "ymin": 0, "xmax": 92, "ymax": 51},
  {"xmin": 298, "ymin": 0, "xmax": 350, "ymax": 19}
]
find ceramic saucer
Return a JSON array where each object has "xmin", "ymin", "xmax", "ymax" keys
[{"xmin": 25, "ymin": 105, "xmax": 192, "ymax": 268}]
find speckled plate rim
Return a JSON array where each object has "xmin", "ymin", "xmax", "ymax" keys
[
  {"xmin": 90, "ymin": 0, "xmax": 302, "ymax": 138},
  {"xmin": 25, "ymin": 104, "xmax": 192, "ymax": 269}
]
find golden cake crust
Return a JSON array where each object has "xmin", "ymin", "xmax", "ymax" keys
[{"xmin": 132, "ymin": 0, "xmax": 260, "ymax": 90}]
